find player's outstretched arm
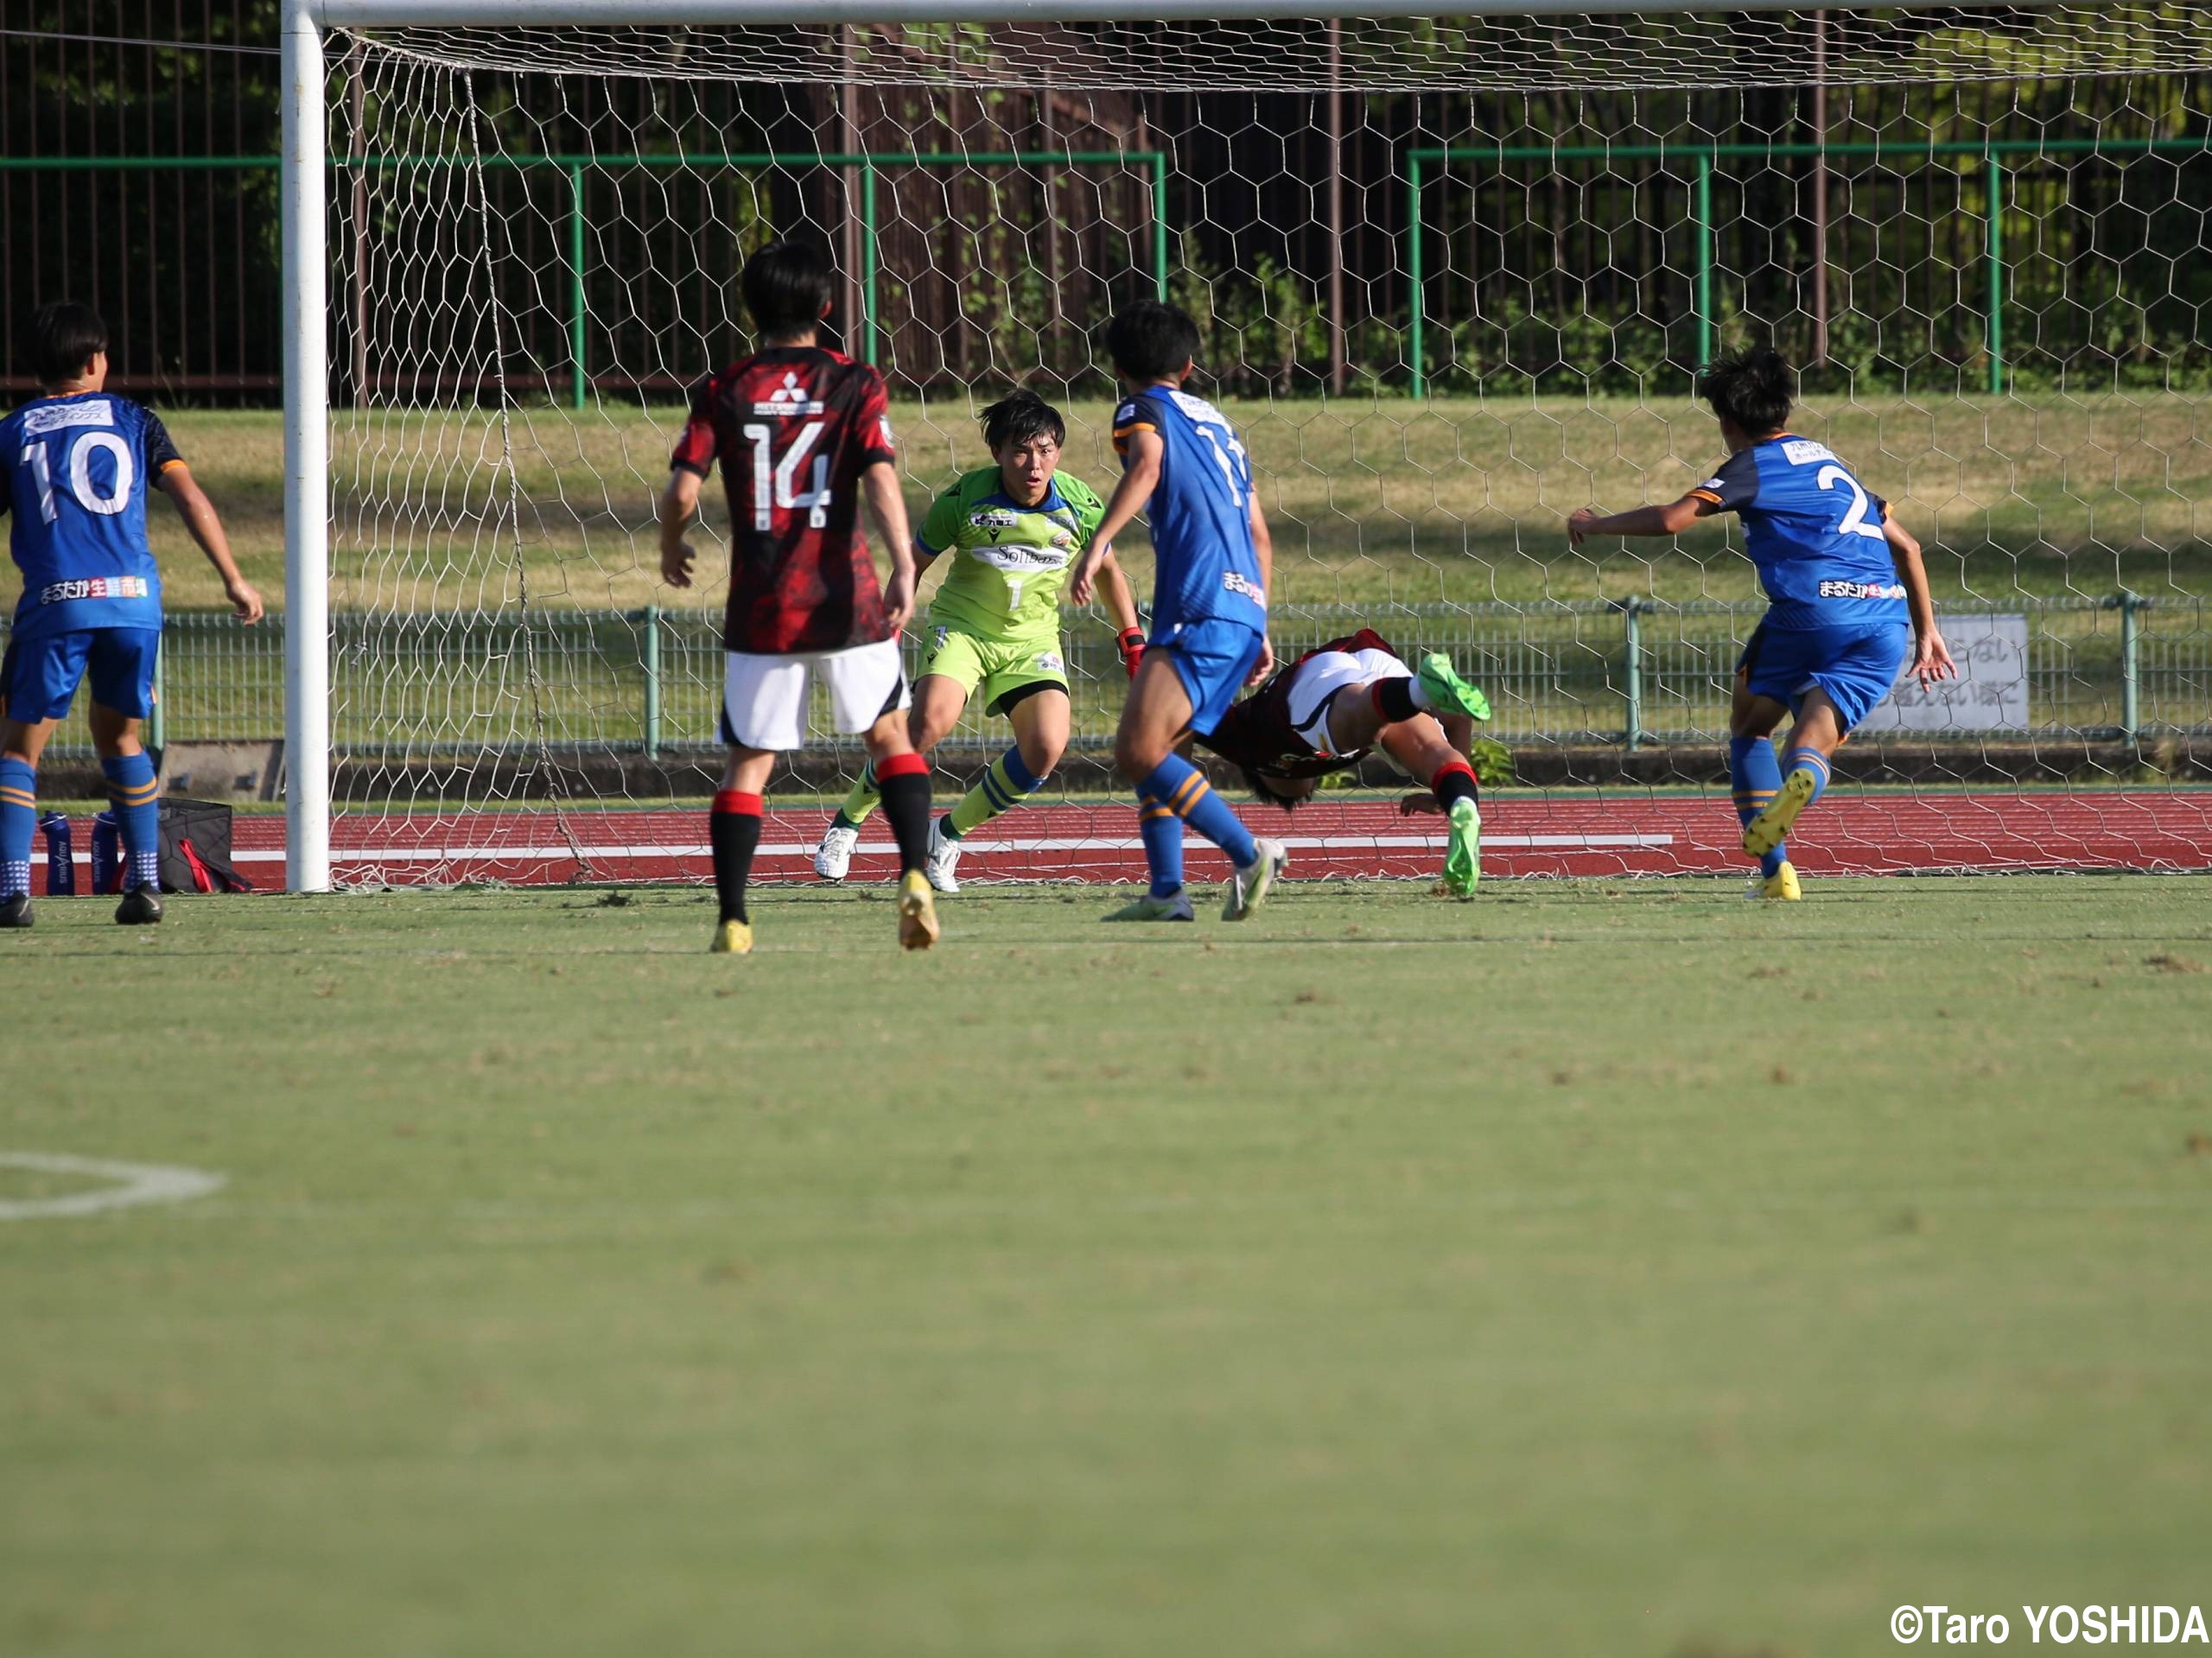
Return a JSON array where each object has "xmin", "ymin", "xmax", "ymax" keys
[
  {"xmin": 1567, "ymin": 492, "xmax": 1713, "ymax": 547},
  {"xmin": 658, "ymin": 468, "xmax": 703, "ymax": 589},
  {"xmin": 1070, "ymin": 429, "xmax": 1162, "ymax": 605},
  {"xmin": 156, "ymin": 465, "xmax": 262, "ymax": 623},
  {"xmin": 1885, "ymin": 509, "xmax": 1956, "ymax": 685},
  {"xmin": 861, "ymin": 461, "xmax": 918, "ymax": 632}
]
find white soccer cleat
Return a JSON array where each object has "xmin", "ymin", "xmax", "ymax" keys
[
  {"xmin": 1222, "ymin": 837, "xmax": 1288, "ymax": 921},
  {"xmin": 1103, "ymin": 890, "xmax": 1195, "ymax": 923},
  {"xmin": 925, "ymin": 817, "xmax": 963, "ymax": 894},
  {"xmin": 813, "ymin": 821, "xmax": 859, "ymax": 882}
]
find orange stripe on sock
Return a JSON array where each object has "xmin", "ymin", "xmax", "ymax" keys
[
  {"xmin": 1174, "ymin": 780, "xmax": 1212, "ymax": 817},
  {"xmin": 1166, "ymin": 772, "xmax": 1205, "ymax": 813}
]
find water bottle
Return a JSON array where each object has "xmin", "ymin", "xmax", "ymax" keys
[
  {"xmin": 39, "ymin": 813, "xmax": 74, "ymax": 896},
  {"xmin": 90, "ymin": 810, "xmax": 120, "ymax": 896}
]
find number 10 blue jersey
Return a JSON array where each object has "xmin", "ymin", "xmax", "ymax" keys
[{"xmin": 1, "ymin": 392, "xmax": 176, "ymax": 642}]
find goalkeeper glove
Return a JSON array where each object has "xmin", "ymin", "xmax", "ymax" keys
[{"xmin": 1116, "ymin": 627, "xmax": 1146, "ymax": 680}]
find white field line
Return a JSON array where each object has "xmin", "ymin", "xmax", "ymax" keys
[
  {"xmin": 0, "ymin": 1152, "xmax": 226, "ymax": 1222},
  {"xmin": 175, "ymin": 831, "xmax": 1677, "ymax": 866}
]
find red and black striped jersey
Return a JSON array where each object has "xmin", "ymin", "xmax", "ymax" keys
[
  {"xmin": 671, "ymin": 346, "xmax": 898, "ymax": 654},
  {"xmin": 1199, "ymin": 628, "xmax": 1401, "ymax": 778}
]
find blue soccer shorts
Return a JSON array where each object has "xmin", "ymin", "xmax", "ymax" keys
[
  {"xmin": 1737, "ymin": 618, "xmax": 1910, "ymax": 732},
  {"xmin": 0, "ymin": 627, "xmax": 162, "ymax": 724},
  {"xmin": 1151, "ymin": 614, "xmax": 1266, "ymax": 738}
]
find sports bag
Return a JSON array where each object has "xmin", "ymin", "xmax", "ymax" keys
[{"xmin": 156, "ymin": 797, "xmax": 256, "ymax": 893}]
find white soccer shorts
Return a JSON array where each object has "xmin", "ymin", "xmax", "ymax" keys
[
  {"xmin": 1287, "ymin": 645, "xmax": 1412, "ymax": 756},
  {"xmin": 720, "ymin": 638, "xmax": 910, "ymax": 753}
]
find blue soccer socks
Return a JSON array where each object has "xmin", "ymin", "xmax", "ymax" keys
[
  {"xmin": 0, "ymin": 758, "xmax": 35, "ymax": 899},
  {"xmin": 99, "ymin": 752, "xmax": 160, "ymax": 892},
  {"xmin": 1741, "ymin": 744, "xmax": 1834, "ymax": 864},
  {"xmin": 1138, "ymin": 793, "xmax": 1185, "ymax": 899},
  {"xmin": 1782, "ymin": 746, "xmax": 1832, "ymax": 810},
  {"xmin": 1138, "ymin": 754, "xmax": 1258, "ymax": 889},
  {"xmin": 1730, "ymin": 734, "xmax": 1788, "ymax": 878}
]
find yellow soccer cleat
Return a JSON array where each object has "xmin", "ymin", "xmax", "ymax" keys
[
  {"xmin": 709, "ymin": 918, "xmax": 753, "ymax": 955},
  {"xmin": 1741, "ymin": 765, "xmax": 1818, "ymax": 859},
  {"xmin": 1753, "ymin": 861, "xmax": 1802, "ymax": 902},
  {"xmin": 898, "ymin": 869, "xmax": 940, "ymax": 951}
]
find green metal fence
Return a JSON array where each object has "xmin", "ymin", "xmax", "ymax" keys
[
  {"xmin": 1405, "ymin": 138, "xmax": 2212, "ymax": 398},
  {"xmin": 9, "ymin": 596, "xmax": 2202, "ymax": 760},
  {"xmin": 0, "ymin": 149, "xmax": 1169, "ymax": 410}
]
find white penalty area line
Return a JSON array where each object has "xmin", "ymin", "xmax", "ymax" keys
[
  {"xmin": 0, "ymin": 1152, "xmax": 226, "ymax": 1222},
  {"xmin": 205, "ymin": 832, "xmax": 1675, "ymax": 867}
]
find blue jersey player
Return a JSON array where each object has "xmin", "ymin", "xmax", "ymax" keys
[
  {"xmin": 0, "ymin": 302, "xmax": 264, "ymax": 928},
  {"xmin": 1068, "ymin": 302, "xmax": 1287, "ymax": 922},
  {"xmin": 1569, "ymin": 348, "xmax": 1955, "ymax": 899}
]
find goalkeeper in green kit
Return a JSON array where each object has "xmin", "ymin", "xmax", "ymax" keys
[{"xmin": 815, "ymin": 391, "xmax": 1143, "ymax": 892}]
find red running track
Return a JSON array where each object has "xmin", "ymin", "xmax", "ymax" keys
[{"xmin": 199, "ymin": 791, "xmax": 2212, "ymax": 886}]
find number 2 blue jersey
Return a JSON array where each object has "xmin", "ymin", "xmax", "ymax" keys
[
  {"xmin": 0, "ymin": 392, "xmax": 176, "ymax": 643},
  {"xmin": 1692, "ymin": 435, "xmax": 1905, "ymax": 632},
  {"xmin": 1111, "ymin": 386, "xmax": 1266, "ymax": 632}
]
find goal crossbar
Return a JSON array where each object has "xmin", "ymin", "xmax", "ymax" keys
[{"xmin": 308, "ymin": 0, "xmax": 2039, "ymax": 24}]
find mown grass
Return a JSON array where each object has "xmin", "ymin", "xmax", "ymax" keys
[{"xmin": 4, "ymin": 877, "xmax": 2212, "ymax": 1656}]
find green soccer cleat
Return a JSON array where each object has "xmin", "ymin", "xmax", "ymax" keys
[
  {"xmin": 1442, "ymin": 797, "xmax": 1482, "ymax": 898},
  {"xmin": 1222, "ymin": 838, "xmax": 1288, "ymax": 922},
  {"xmin": 1103, "ymin": 890, "xmax": 1195, "ymax": 923},
  {"xmin": 1414, "ymin": 652, "xmax": 1492, "ymax": 723},
  {"xmin": 1741, "ymin": 766, "xmax": 1819, "ymax": 860},
  {"xmin": 709, "ymin": 918, "xmax": 753, "ymax": 954}
]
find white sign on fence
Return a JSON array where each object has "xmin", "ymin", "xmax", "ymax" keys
[{"xmin": 1859, "ymin": 613, "xmax": 2030, "ymax": 733}]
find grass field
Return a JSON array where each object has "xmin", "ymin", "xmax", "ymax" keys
[
  {"xmin": 151, "ymin": 390, "xmax": 2212, "ymax": 613},
  {"xmin": 7, "ymin": 876, "xmax": 2212, "ymax": 1656}
]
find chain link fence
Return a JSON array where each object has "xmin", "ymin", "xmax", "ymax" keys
[{"xmin": 8, "ymin": 596, "xmax": 2204, "ymax": 760}]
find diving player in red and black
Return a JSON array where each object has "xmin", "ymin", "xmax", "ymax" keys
[
  {"xmin": 1197, "ymin": 629, "xmax": 1494, "ymax": 897},
  {"xmin": 658, "ymin": 241, "xmax": 937, "ymax": 953}
]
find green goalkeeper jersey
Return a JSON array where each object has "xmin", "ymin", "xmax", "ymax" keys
[{"xmin": 917, "ymin": 466, "xmax": 1106, "ymax": 646}]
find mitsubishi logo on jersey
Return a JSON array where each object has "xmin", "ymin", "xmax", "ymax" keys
[{"xmin": 750, "ymin": 372, "xmax": 824, "ymax": 417}]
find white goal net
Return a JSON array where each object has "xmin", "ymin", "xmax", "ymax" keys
[{"xmin": 302, "ymin": 4, "xmax": 2212, "ymax": 886}]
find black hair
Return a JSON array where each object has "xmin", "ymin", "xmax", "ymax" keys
[
  {"xmin": 1241, "ymin": 765, "xmax": 1304, "ymax": 813},
  {"xmin": 740, "ymin": 241, "xmax": 835, "ymax": 341},
  {"xmin": 1697, "ymin": 346, "xmax": 1796, "ymax": 437},
  {"xmin": 27, "ymin": 301, "xmax": 108, "ymax": 385},
  {"xmin": 1104, "ymin": 301, "xmax": 1201, "ymax": 384},
  {"xmin": 980, "ymin": 390, "xmax": 1065, "ymax": 453}
]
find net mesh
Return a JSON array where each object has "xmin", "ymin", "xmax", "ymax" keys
[
  {"xmin": 320, "ymin": 9, "xmax": 2212, "ymax": 886},
  {"xmin": 359, "ymin": 8, "xmax": 2212, "ymax": 94}
]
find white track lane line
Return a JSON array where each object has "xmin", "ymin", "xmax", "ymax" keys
[{"xmin": 192, "ymin": 832, "xmax": 1674, "ymax": 867}]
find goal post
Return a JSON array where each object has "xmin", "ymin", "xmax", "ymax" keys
[
  {"xmin": 278, "ymin": 0, "xmax": 2212, "ymax": 889},
  {"xmin": 283, "ymin": 0, "xmax": 330, "ymax": 891}
]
